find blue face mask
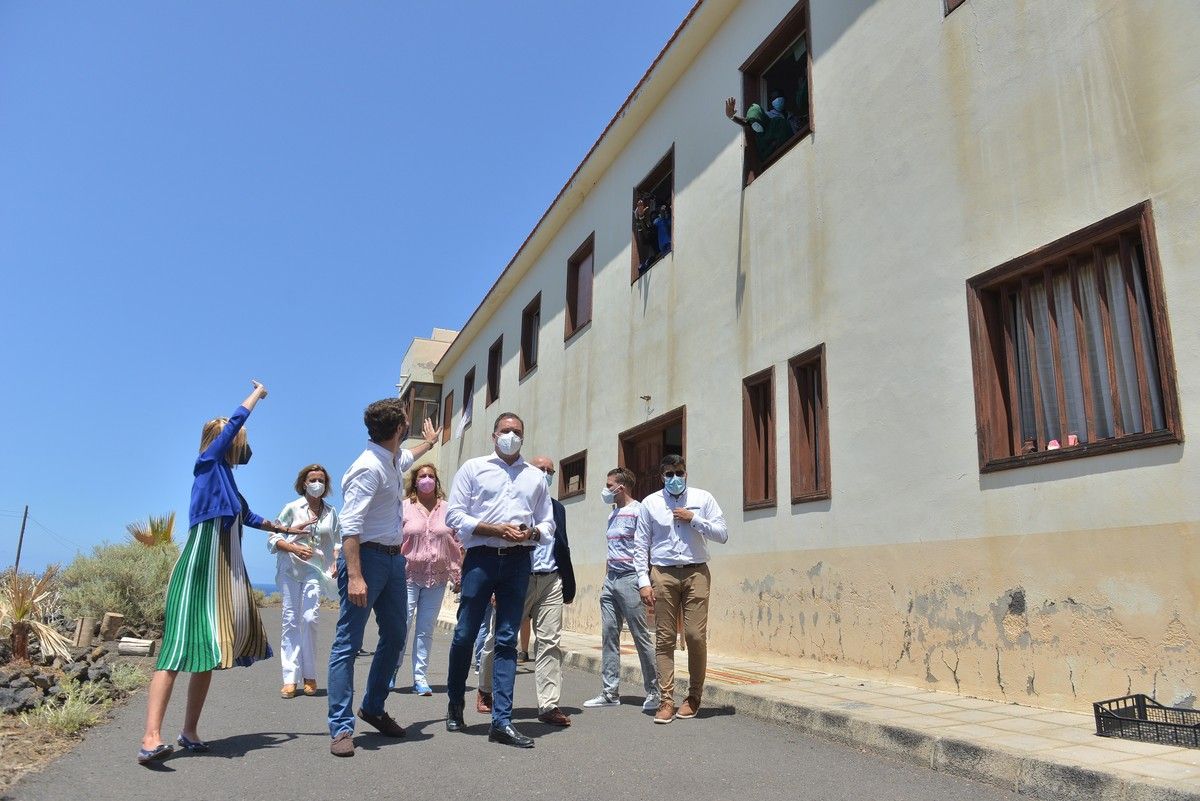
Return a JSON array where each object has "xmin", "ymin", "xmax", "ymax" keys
[
  {"xmin": 664, "ymin": 476, "xmax": 686, "ymax": 495},
  {"xmin": 771, "ymin": 97, "xmax": 786, "ymax": 112},
  {"xmin": 544, "ymin": 473, "xmax": 553, "ymax": 489}
]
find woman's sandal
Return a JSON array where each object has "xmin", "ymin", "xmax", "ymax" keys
[
  {"xmin": 176, "ymin": 734, "xmax": 209, "ymax": 752},
  {"xmin": 136, "ymin": 743, "xmax": 173, "ymax": 765}
]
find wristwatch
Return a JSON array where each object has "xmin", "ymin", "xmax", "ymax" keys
[{"xmin": 529, "ymin": 528, "xmax": 541, "ymax": 543}]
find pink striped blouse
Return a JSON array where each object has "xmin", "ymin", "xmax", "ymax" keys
[{"xmin": 400, "ymin": 498, "xmax": 463, "ymax": 588}]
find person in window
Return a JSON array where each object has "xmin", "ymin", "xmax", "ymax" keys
[
  {"xmin": 633, "ymin": 195, "xmax": 660, "ymax": 273},
  {"xmin": 766, "ymin": 90, "xmax": 804, "ymax": 136},
  {"xmin": 654, "ymin": 204, "xmax": 672, "ymax": 257},
  {"xmin": 270, "ymin": 463, "xmax": 339, "ymax": 700},
  {"xmin": 138, "ymin": 380, "xmax": 314, "ymax": 765},
  {"xmin": 725, "ymin": 97, "xmax": 791, "ymax": 163}
]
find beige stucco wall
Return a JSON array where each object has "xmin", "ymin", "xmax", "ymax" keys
[{"xmin": 433, "ymin": 0, "xmax": 1200, "ymax": 710}]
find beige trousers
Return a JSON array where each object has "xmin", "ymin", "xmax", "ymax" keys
[
  {"xmin": 480, "ymin": 571, "xmax": 564, "ymax": 713},
  {"xmin": 650, "ymin": 563, "xmax": 710, "ymax": 702}
]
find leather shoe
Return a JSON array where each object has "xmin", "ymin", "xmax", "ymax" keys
[
  {"xmin": 446, "ymin": 702, "xmax": 465, "ymax": 732},
  {"xmin": 476, "ymin": 689, "xmax": 493, "ymax": 714},
  {"xmin": 537, "ymin": 707, "xmax": 572, "ymax": 727},
  {"xmin": 356, "ymin": 708, "xmax": 406, "ymax": 737},
  {"xmin": 488, "ymin": 723, "xmax": 534, "ymax": 748}
]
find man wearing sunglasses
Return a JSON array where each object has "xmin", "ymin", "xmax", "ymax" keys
[{"xmin": 634, "ymin": 454, "xmax": 728, "ymax": 724}]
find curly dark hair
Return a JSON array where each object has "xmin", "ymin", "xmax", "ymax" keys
[{"xmin": 364, "ymin": 398, "xmax": 408, "ymax": 444}]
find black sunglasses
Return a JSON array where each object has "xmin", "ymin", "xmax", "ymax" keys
[{"xmin": 661, "ymin": 470, "xmax": 685, "ymax": 478}]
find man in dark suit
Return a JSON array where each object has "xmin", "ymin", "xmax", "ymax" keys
[{"xmin": 477, "ymin": 455, "xmax": 576, "ymax": 727}]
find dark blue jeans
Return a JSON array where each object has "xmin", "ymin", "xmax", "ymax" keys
[
  {"xmin": 447, "ymin": 545, "xmax": 532, "ymax": 728},
  {"xmin": 326, "ymin": 546, "xmax": 408, "ymax": 738}
]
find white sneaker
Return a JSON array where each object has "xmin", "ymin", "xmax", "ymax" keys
[
  {"xmin": 583, "ymin": 692, "xmax": 620, "ymax": 708},
  {"xmin": 642, "ymin": 693, "xmax": 661, "ymax": 711}
]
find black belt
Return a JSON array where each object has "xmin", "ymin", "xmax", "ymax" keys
[
  {"xmin": 360, "ymin": 541, "xmax": 403, "ymax": 556},
  {"xmin": 469, "ymin": 544, "xmax": 533, "ymax": 556},
  {"xmin": 532, "ymin": 569, "xmax": 558, "ymax": 576}
]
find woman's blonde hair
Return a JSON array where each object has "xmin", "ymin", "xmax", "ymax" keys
[
  {"xmin": 406, "ymin": 463, "xmax": 445, "ymax": 501},
  {"xmin": 199, "ymin": 417, "xmax": 248, "ymax": 468}
]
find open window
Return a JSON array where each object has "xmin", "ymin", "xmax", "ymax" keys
[
  {"xmin": 565, "ymin": 234, "xmax": 594, "ymax": 341},
  {"xmin": 441, "ymin": 390, "xmax": 453, "ymax": 444},
  {"xmin": 631, "ymin": 148, "xmax": 674, "ymax": 282},
  {"xmin": 559, "ymin": 450, "xmax": 586, "ymax": 500},
  {"xmin": 461, "ymin": 368, "xmax": 475, "ymax": 431},
  {"xmin": 966, "ymin": 201, "xmax": 1181, "ymax": 472},
  {"xmin": 738, "ymin": 1, "xmax": 812, "ymax": 185},
  {"xmin": 402, "ymin": 382, "xmax": 441, "ymax": 441},
  {"xmin": 486, "ymin": 336, "xmax": 502, "ymax": 407},
  {"xmin": 520, "ymin": 294, "xmax": 541, "ymax": 379},
  {"xmin": 742, "ymin": 368, "xmax": 776, "ymax": 509},
  {"xmin": 944, "ymin": 0, "xmax": 967, "ymax": 15}
]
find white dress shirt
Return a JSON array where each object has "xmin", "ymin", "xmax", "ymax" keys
[
  {"xmin": 445, "ymin": 453, "xmax": 555, "ymax": 550},
  {"xmin": 634, "ymin": 486, "xmax": 728, "ymax": 589},
  {"xmin": 339, "ymin": 441, "xmax": 415, "ymax": 546},
  {"xmin": 530, "ymin": 523, "xmax": 558, "ymax": 572}
]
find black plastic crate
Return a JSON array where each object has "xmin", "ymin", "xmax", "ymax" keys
[{"xmin": 1094, "ymin": 694, "xmax": 1200, "ymax": 749}]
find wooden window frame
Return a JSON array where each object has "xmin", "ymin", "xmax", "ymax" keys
[
  {"xmin": 565, "ymin": 233, "xmax": 595, "ymax": 341},
  {"xmin": 944, "ymin": 0, "xmax": 967, "ymax": 15},
  {"xmin": 739, "ymin": 1, "xmax": 813, "ymax": 187},
  {"xmin": 441, "ymin": 390, "xmax": 454, "ymax": 444},
  {"xmin": 966, "ymin": 201, "xmax": 1181, "ymax": 473},
  {"xmin": 742, "ymin": 367, "xmax": 777, "ymax": 510},
  {"xmin": 630, "ymin": 147, "xmax": 675, "ymax": 284},
  {"xmin": 486, "ymin": 336, "xmax": 503, "ymax": 408},
  {"xmin": 462, "ymin": 368, "xmax": 475, "ymax": 431},
  {"xmin": 788, "ymin": 344, "xmax": 830, "ymax": 503},
  {"xmin": 520, "ymin": 293, "xmax": 541, "ymax": 379},
  {"xmin": 559, "ymin": 450, "xmax": 587, "ymax": 500}
]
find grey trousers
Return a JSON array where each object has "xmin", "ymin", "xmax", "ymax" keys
[{"xmin": 599, "ymin": 569, "xmax": 657, "ymax": 697}]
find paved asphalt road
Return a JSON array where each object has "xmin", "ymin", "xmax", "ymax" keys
[{"xmin": 7, "ymin": 609, "xmax": 1015, "ymax": 801}]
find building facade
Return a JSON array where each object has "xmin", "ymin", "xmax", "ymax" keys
[{"xmin": 422, "ymin": 0, "xmax": 1200, "ymax": 710}]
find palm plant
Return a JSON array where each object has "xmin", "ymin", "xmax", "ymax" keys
[
  {"xmin": 0, "ymin": 566, "xmax": 73, "ymax": 663},
  {"xmin": 127, "ymin": 512, "xmax": 176, "ymax": 547}
]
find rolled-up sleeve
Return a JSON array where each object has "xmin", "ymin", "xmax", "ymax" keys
[
  {"xmin": 339, "ymin": 467, "xmax": 379, "ymax": 540},
  {"xmin": 634, "ymin": 505, "xmax": 652, "ymax": 589},
  {"xmin": 691, "ymin": 494, "xmax": 728, "ymax": 544},
  {"xmin": 268, "ymin": 503, "xmax": 293, "ymax": 553},
  {"xmin": 445, "ymin": 465, "xmax": 479, "ymax": 540}
]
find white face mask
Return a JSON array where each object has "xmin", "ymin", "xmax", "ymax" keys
[
  {"xmin": 305, "ymin": 481, "xmax": 325, "ymax": 498},
  {"xmin": 495, "ymin": 431, "xmax": 522, "ymax": 457},
  {"xmin": 600, "ymin": 487, "xmax": 616, "ymax": 505}
]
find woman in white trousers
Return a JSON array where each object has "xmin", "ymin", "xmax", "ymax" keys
[{"xmin": 270, "ymin": 464, "xmax": 338, "ymax": 699}]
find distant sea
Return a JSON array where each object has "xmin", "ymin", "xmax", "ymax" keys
[{"xmin": 251, "ymin": 582, "xmax": 278, "ymax": 594}]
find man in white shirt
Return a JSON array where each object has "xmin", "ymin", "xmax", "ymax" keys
[
  {"xmin": 478, "ymin": 455, "xmax": 576, "ymax": 728},
  {"xmin": 327, "ymin": 399, "xmax": 438, "ymax": 758},
  {"xmin": 634, "ymin": 454, "xmax": 728, "ymax": 724},
  {"xmin": 583, "ymin": 467, "xmax": 659, "ymax": 712},
  {"xmin": 444, "ymin": 412, "xmax": 554, "ymax": 749}
]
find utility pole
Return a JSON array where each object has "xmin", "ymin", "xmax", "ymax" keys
[{"xmin": 13, "ymin": 505, "xmax": 28, "ymax": 573}]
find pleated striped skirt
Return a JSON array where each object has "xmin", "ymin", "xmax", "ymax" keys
[{"xmin": 156, "ymin": 516, "xmax": 273, "ymax": 672}]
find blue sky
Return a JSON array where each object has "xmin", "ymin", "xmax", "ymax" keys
[{"xmin": 0, "ymin": 1, "xmax": 696, "ymax": 582}]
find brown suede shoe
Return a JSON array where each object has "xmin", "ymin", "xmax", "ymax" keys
[
  {"xmin": 676, "ymin": 696, "xmax": 701, "ymax": 719},
  {"xmin": 330, "ymin": 731, "xmax": 354, "ymax": 757},
  {"xmin": 281, "ymin": 684, "xmax": 296, "ymax": 699},
  {"xmin": 302, "ymin": 679, "xmax": 317, "ymax": 696},
  {"xmin": 653, "ymin": 700, "xmax": 676, "ymax": 724},
  {"xmin": 537, "ymin": 707, "xmax": 572, "ymax": 727},
  {"xmin": 476, "ymin": 690, "xmax": 493, "ymax": 714}
]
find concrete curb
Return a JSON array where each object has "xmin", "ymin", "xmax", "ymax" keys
[{"xmin": 440, "ymin": 618, "xmax": 1199, "ymax": 801}]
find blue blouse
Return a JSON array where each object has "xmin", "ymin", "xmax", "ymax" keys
[{"xmin": 188, "ymin": 404, "xmax": 267, "ymax": 530}]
